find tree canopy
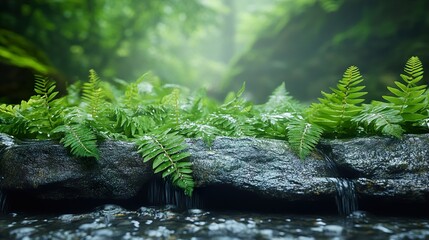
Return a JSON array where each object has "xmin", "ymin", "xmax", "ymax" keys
[{"xmin": 1, "ymin": 0, "xmax": 428, "ymax": 104}]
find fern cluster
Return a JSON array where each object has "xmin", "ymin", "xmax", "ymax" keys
[{"xmin": 1, "ymin": 56, "xmax": 428, "ymax": 197}]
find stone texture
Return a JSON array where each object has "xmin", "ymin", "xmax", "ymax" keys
[
  {"xmin": 319, "ymin": 134, "xmax": 429, "ymax": 202},
  {"xmin": 0, "ymin": 133, "xmax": 153, "ymax": 199},
  {"xmin": 188, "ymin": 137, "xmax": 336, "ymax": 200},
  {"xmin": 0, "ymin": 133, "xmax": 428, "ymax": 205}
]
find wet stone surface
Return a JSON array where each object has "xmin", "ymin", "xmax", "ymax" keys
[{"xmin": 0, "ymin": 205, "xmax": 428, "ymax": 240}]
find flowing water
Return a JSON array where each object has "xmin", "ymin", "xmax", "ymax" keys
[
  {"xmin": 0, "ymin": 205, "xmax": 428, "ymax": 239},
  {"xmin": 0, "ymin": 152, "xmax": 426, "ymax": 239},
  {"xmin": 334, "ymin": 179, "xmax": 358, "ymax": 216}
]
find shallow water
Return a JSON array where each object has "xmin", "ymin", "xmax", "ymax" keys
[{"xmin": 0, "ymin": 205, "xmax": 428, "ymax": 240}]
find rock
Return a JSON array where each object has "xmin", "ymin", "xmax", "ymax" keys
[
  {"xmin": 0, "ymin": 133, "xmax": 428, "ymax": 213},
  {"xmin": 319, "ymin": 134, "xmax": 429, "ymax": 202},
  {"xmin": 0, "ymin": 133, "xmax": 153, "ymax": 200},
  {"xmin": 188, "ymin": 137, "xmax": 335, "ymax": 201}
]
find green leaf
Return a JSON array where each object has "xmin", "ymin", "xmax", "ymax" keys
[
  {"xmin": 287, "ymin": 118, "xmax": 323, "ymax": 159},
  {"xmin": 309, "ymin": 66, "xmax": 366, "ymax": 134},
  {"xmin": 382, "ymin": 56, "xmax": 426, "ymax": 123},
  {"xmin": 136, "ymin": 130, "xmax": 194, "ymax": 196},
  {"xmin": 52, "ymin": 124, "xmax": 100, "ymax": 159}
]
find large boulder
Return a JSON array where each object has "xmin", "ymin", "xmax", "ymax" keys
[
  {"xmin": 0, "ymin": 134, "xmax": 153, "ymax": 200},
  {"xmin": 188, "ymin": 137, "xmax": 335, "ymax": 201},
  {"xmin": 0, "ymin": 133, "xmax": 428, "ymax": 213},
  {"xmin": 319, "ymin": 134, "xmax": 429, "ymax": 202}
]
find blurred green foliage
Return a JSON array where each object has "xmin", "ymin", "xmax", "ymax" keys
[
  {"xmin": 3, "ymin": 0, "xmax": 426, "ymax": 104},
  {"xmin": 225, "ymin": 0, "xmax": 429, "ymax": 103},
  {"xmin": 0, "ymin": 0, "xmax": 214, "ymax": 82}
]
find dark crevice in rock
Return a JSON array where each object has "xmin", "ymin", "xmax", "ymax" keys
[
  {"xmin": 358, "ymin": 197, "xmax": 429, "ymax": 217},
  {"xmin": 3, "ymin": 191, "xmax": 143, "ymax": 215},
  {"xmin": 143, "ymin": 178, "xmax": 337, "ymax": 214},
  {"xmin": 195, "ymin": 184, "xmax": 337, "ymax": 214},
  {"xmin": 317, "ymin": 145, "xmax": 361, "ymax": 179}
]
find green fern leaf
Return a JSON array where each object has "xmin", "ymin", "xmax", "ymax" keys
[
  {"xmin": 0, "ymin": 103, "xmax": 28, "ymax": 136},
  {"xmin": 136, "ymin": 130, "xmax": 194, "ymax": 196},
  {"xmin": 27, "ymin": 75, "xmax": 62, "ymax": 137},
  {"xmin": 52, "ymin": 124, "xmax": 100, "ymax": 159},
  {"xmin": 209, "ymin": 113, "xmax": 253, "ymax": 137},
  {"xmin": 114, "ymin": 108, "xmax": 151, "ymax": 137},
  {"xmin": 263, "ymin": 82, "xmax": 302, "ymax": 113},
  {"xmin": 162, "ymin": 88, "xmax": 181, "ymax": 126},
  {"xmin": 382, "ymin": 56, "xmax": 426, "ymax": 122},
  {"xmin": 310, "ymin": 66, "xmax": 367, "ymax": 134},
  {"xmin": 221, "ymin": 82, "xmax": 252, "ymax": 114},
  {"xmin": 352, "ymin": 102, "xmax": 404, "ymax": 138},
  {"xmin": 34, "ymin": 75, "xmax": 59, "ymax": 103},
  {"xmin": 82, "ymin": 69, "xmax": 105, "ymax": 120},
  {"xmin": 178, "ymin": 120, "xmax": 220, "ymax": 146},
  {"xmin": 287, "ymin": 117, "xmax": 323, "ymax": 159}
]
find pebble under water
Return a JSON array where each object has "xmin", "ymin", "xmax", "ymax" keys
[{"xmin": 0, "ymin": 205, "xmax": 428, "ymax": 240}]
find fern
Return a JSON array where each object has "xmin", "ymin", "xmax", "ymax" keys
[
  {"xmin": 209, "ymin": 113, "xmax": 253, "ymax": 137},
  {"xmin": 220, "ymin": 82, "xmax": 252, "ymax": 114},
  {"xmin": 136, "ymin": 129, "xmax": 194, "ymax": 196},
  {"xmin": 352, "ymin": 102, "xmax": 404, "ymax": 138},
  {"xmin": 263, "ymin": 82, "xmax": 302, "ymax": 114},
  {"xmin": 34, "ymin": 75, "xmax": 60, "ymax": 121},
  {"xmin": 162, "ymin": 88, "xmax": 182, "ymax": 127},
  {"xmin": 113, "ymin": 107, "xmax": 156, "ymax": 138},
  {"xmin": 82, "ymin": 69, "xmax": 105, "ymax": 120},
  {"xmin": 0, "ymin": 103, "xmax": 28, "ymax": 137},
  {"xmin": 24, "ymin": 76, "xmax": 62, "ymax": 138},
  {"xmin": 310, "ymin": 66, "xmax": 367, "ymax": 134},
  {"xmin": 287, "ymin": 117, "xmax": 323, "ymax": 159},
  {"xmin": 382, "ymin": 56, "xmax": 426, "ymax": 123},
  {"xmin": 52, "ymin": 124, "xmax": 100, "ymax": 159},
  {"xmin": 178, "ymin": 120, "xmax": 220, "ymax": 146},
  {"xmin": 252, "ymin": 83, "xmax": 303, "ymax": 139}
]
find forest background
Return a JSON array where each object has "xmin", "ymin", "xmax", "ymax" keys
[{"xmin": 1, "ymin": 0, "xmax": 428, "ymax": 104}]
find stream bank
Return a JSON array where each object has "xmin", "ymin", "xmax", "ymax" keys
[{"xmin": 0, "ymin": 133, "xmax": 428, "ymax": 215}]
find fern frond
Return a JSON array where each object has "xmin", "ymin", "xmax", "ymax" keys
[
  {"xmin": 18, "ymin": 76, "xmax": 63, "ymax": 138},
  {"xmin": 178, "ymin": 120, "xmax": 220, "ymax": 146},
  {"xmin": 287, "ymin": 117, "xmax": 323, "ymax": 159},
  {"xmin": 220, "ymin": 82, "xmax": 252, "ymax": 114},
  {"xmin": 249, "ymin": 112, "xmax": 294, "ymax": 139},
  {"xmin": 0, "ymin": 103, "xmax": 28, "ymax": 136},
  {"xmin": 352, "ymin": 102, "xmax": 404, "ymax": 138},
  {"xmin": 382, "ymin": 56, "xmax": 426, "ymax": 122},
  {"xmin": 310, "ymin": 66, "xmax": 367, "ymax": 134},
  {"xmin": 82, "ymin": 69, "xmax": 105, "ymax": 120},
  {"xmin": 136, "ymin": 130, "xmax": 194, "ymax": 196},
  {"xmin": 34, "ymin": 75, "xmax": 59, "ymax": 104},
  {"xmin": 52, "ymin": 124, "xmax": 100, "ymax": 159},
  {"xmin": 209, "ymin": 113, "xmax": 253, "ymax": 137},
  {"xmin": 113, "ymin": 107, "xmax": 156, "ymax": 137},
  {"xmin": 263, "ymin": 82, "xmax": 302, "ymax": 113},
  {"xmin": 162, "ymin": 88, "xmax": 181, "ymax": 126}
]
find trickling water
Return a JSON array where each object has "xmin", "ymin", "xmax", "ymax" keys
[
  {"xmin": 334, "ymin": 179, "xmax": 358, "ymax": 215},
  {"xmin": 0, "ymin": 191, "xmax": 6, "ymax": 213},
  {"xmin": 0, "ymin": 206, "xmax": 428, "ymax": 239},
  {"xmin": 147, "ymin": 179, "xmax": 201, "ymax": 209},
  {"xmin": 0, "ymin": 177, "xmax": 6, "ymax": 213},
  {"xmin": 319, "ymin": 150, "xmax": 359, "ymax": 215}
]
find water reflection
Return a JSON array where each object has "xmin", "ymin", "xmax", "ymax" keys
[{"xmin": 0, "ymin": 205, "xmax": 428, "ymax": 239}]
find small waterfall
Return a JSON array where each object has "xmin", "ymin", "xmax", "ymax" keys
[
  {"xmin": 147, "ymin": 179, "xmax": 201, "ymax": 209},
  {"xmin": 0, "ymin": 177, "xmax": 6, "ymax": 213},
  {"xmin": 0, "ymin": 191, "xmax": 6, "ymax": 213},
  {"xmin": 319, "ymin": 149, "xmax": 358, "ymax": 215},
  {"xmin": 334, "ymin": 179, "xmax": 358, "ymax": 215}
]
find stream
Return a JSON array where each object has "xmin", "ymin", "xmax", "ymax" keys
[{"xmin": 1, "ymin": 205, "xmax": 428, "ymax": 239}]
